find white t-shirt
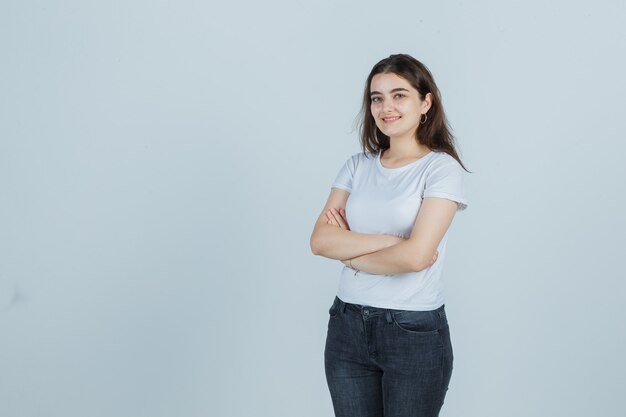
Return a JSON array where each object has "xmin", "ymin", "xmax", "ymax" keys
[{"xmin": 330, "ymin": 149, "xmax": 469, "ymax": 311}]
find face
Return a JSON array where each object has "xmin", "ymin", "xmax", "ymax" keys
[{"xmin": 369, "ymin": 72, "xmax": 431, "ymax": 141}]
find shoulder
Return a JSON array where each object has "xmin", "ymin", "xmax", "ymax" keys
[
  {"xmin": 426, "ymin": 151, "xmax": 464, "ymax": 172},
  {"xmin": 345, "ymin": 150, "xmax": 377, "ymax": 166}
]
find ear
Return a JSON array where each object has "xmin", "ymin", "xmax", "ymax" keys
[{"xmin": 422, "ymin": 92, "xmax": 433, "ymax": 113}]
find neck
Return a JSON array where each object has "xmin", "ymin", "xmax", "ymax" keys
[{"xmin": 384, "ymin": 136, "xmax": 429, "ymax": 159}]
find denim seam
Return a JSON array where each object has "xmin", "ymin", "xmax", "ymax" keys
[{"xmin": 390, "ymin": 313, "xmax": 441, "ymax": 336}]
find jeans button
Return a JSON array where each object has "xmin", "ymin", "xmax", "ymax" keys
[{"xmin": 364, "ymin": 309, "xmax": 369, "ymax": 315}]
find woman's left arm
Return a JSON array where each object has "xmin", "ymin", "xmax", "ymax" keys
[{"xmin": 344, "ymin": 197, "xmax": 459, "ymax": 275}]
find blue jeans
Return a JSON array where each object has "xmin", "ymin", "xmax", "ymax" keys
[{"xmin": 324, "ymin": 296, "xmax": 453, "ymax": 417}]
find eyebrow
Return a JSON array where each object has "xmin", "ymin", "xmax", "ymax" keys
[{"xmin": 370, "ymin": 87, "xmax": 410, "ymax": 96}]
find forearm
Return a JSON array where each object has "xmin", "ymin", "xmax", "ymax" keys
[
  {"xmin": 312, "ymin": 223, "xmax": 404, "ymax": 260},
  {"xmin": 348, "ymin": 240, "xmax": 422, "ymax": 275}
]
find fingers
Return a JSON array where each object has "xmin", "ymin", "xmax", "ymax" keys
[
  {"xmin": 430, "ymin": 250, "xmax": 439, "ymax": 265},
  {"xmin": 326, "ymin": 210, "xmax": 344, "ymax": 227},
  {"xmin": 332, "ymin": 208, "xmax": 347, "ymax": 228},
  {"xmin": 326, "ymin": 208, "xmax": 348, "ymax": 229},
  {"xmin": 330, "ymin": 209, "xmax": 346, "ymax": 228},
  {"xmin": 336, "ymin": 208, "xmax": 350, "ymax": 229}
]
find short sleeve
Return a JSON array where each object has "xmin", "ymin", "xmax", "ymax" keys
[
  {"xmin": 423, "ymin": 156, "xmax": 469, "ymax": 211},
  {"xmin": 331, "ymin": 154, "xmax": 358, "ymax": 193}
]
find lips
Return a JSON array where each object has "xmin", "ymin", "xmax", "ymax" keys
[{"xmin": 383, "ymin": 116, "xmax": 401, "ymax": 123}]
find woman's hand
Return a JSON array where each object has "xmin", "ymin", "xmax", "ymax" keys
[
  {"xmin": 325, "ymin": 207, "xmax": 350, "ymax": 231},
  {"xmin": 342, "ymin": 251, "xmax": 439, "ymax": 272},
  {"xmin": 328, "ymin": 209, "xmax": 438, "ymax": 271},
  {"xmin": 428, "ymin": 250, "xmax": 439, "ymax": 267}
]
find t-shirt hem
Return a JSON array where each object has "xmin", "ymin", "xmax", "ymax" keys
[
  {"xmin": 336, "ymin": 294, "xmax": 444, "ymax": 311},
  {"xmin": 423, "ymin": 192, "xmax": 468, "ymax": 210},
  {"xmin": 331, "ymin": 184, "xmax": 352, "ymax": 192}
]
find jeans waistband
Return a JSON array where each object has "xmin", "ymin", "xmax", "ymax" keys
[{"xmin": 333, "ymin": 296, "xmax": 447, "ymax": 323}]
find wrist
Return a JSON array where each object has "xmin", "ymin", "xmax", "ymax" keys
[
  {"xmin": 348, "ymin": 258, "xmax": 360, "ymax": 275},
  {"xmin": 387, "ymin": 234, "xmax": 406, "ymax": 247}
]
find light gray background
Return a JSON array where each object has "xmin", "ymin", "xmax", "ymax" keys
[{"xmin": 1, "ymin": 1, "xmax": 624, "ymax": 416}]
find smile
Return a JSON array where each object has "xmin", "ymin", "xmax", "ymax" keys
[{"xmin": 383, "ymin": 116, "xmax": 401, "ymax": 123}]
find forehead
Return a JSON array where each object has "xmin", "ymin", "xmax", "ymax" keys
[{"xmin": 370, "ymin": 72, "xmax": 414, "ymax": 93}]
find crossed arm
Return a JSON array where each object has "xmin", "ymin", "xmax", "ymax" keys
[{"xmin": 309, "ymin": 188, "xmax": 459, "ymax": 275}]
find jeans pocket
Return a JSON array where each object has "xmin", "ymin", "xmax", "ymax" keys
[{"xmin": 391, "ymin": 310, "xmax": 440, "ymax": 335}]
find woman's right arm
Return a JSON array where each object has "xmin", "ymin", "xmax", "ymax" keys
[{"xmin": 309, "ymin": 188, "xmax": 404, "ymax": 261}]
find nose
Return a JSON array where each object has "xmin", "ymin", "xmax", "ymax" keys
[{"xmin": 383, "ymin": 98, "xmax": 395, "ymax": 113}]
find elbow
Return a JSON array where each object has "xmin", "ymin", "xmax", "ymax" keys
[
  {"xmin": 410, "ymin": 260, "xmax": 427, "ymax": 273},
  {"xmin": 409, "ymin": 253, "xmax": 435, "ymax": 272},
  {"xmin": 310, "ymin": 235, "xmax": 323, "ymax": 256},
  {"xmin": 310, "ymin": 243, "xmax": 321, "ymax": 256}
]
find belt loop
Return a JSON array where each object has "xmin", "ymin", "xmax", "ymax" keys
[
  {"xmin": 341, "ymin": 299, "xmax": 346, "ymax": 313},
  {"xmin": 438, "ymin": 306, "xmax": 447, "ymax": 323},
  {"xmin": 385, "ymin": 310, "xmax": 392, "ymax": 323}
]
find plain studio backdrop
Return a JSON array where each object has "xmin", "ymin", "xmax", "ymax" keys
[{"xmin": 1, "ymin": 1, "xmax": 624, "ymax": 416}]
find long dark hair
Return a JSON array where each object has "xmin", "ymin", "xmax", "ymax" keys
[{"xmin": 356, "ymin": 54, "xmax": 470, "ymax": 172}]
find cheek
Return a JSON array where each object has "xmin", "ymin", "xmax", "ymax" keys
[
  {"xmin": 371, "ymin": 108, "xmax": 383, "ymax": 123},
  {"xmin": 403, "ymin": 101, "xmax": 420, "ymax": 113}
]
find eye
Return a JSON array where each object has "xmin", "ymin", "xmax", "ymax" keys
[
  {"xmin": 394, "ymin": 93, "xmax": 406, "ymax": 99},
  {"xmin": 371, "ymin": 97, "xmax": 381, "ymax": 103}
]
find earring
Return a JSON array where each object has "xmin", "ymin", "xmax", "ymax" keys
[{"xmin": 419, "ymin": 114, "xmax": 428, "ymax": 124}]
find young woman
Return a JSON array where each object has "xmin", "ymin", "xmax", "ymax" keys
[{"xmin": 310, "ymin": 54, "xmax": 470, "ymax": 417}]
